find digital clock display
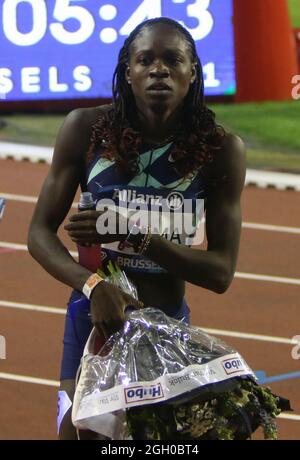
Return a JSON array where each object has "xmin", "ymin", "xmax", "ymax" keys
[{"xmin": 0, "ymin": 0, "xmax": 235, "ymax": 101}]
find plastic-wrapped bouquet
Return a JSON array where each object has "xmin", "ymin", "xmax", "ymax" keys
[
  {"xmin": 125, "ymin": 369, "xmax": 287, "ymax": 440},
  {"xmin": 72, "ymin": 263, "xmax": 291, "ymax": 440}
]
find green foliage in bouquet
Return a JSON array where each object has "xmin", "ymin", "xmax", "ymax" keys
[{"xmin": 126, "ymin": 379, "xmax": 282, "ymax": 440}]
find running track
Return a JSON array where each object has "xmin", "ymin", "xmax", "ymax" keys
[{"xmin": 0, "ymin": 158, "xmax": 299, "ymax": 440}]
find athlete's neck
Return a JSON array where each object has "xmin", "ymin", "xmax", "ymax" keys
[{"xmin": 135, "ymin": 103, "xmax": 183, "ymax": 145}]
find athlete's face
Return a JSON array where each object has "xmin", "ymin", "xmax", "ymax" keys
[{"xmin": 126, "ymin": 24, "xmax": 197, "ymax": 111}]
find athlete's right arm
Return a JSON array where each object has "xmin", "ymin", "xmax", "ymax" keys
[
  {"xmin": 27, "ymin": 108, "xmax": 143, "ymax": 338},
  {"xmin": 27, "ymin": 108, "xmax": 93, "ymax": 290}
]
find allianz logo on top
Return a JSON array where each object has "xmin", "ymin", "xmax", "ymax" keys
[{"xmin": 112, "ymin": 189, "xmax": 185, "ymax": 210}]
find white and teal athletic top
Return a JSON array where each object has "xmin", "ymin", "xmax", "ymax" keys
[{"xmin": 84, "ymin": 141, "xmax": 208, "ymax": 273}]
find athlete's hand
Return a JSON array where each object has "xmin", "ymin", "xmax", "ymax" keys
[
  {"xmin": 90, "ymin": 281, "xmax": 144, "ymax": 339},
  {"xmin": 64, "ymin": 209, "xmax": 128, "ymax": 245}
]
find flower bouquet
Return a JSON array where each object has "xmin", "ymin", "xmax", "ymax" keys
[{"xmin": 72, "ymin": 263, "xmax": 291, "ymax": 440}]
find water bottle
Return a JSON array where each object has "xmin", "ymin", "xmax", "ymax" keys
[{"xmin": 77, "ymin": 192, "xmax": 102, "ymax": 272}]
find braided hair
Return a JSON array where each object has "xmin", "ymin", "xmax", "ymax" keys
[{"xmin": 87, "ymin": 17, "xmax": 226, "ymax": 181}]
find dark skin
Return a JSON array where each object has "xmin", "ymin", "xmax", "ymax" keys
[
  {"xmin": 62, "ymin": 25, "xmax": 246, "ymax": 305},
  {"xmin": 126, "ymin": 24, "xmax": 197, "ymax": 142},
  {"xmin": 28, "ymin": 24, "xmax": 246, "ymax": 439}
]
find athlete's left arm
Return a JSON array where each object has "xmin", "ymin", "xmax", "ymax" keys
[{"xmin": 146, "ymin": 134, "xmax": 246, "ymax": 294}]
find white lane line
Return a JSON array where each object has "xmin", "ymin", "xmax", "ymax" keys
[
  {"xmin": 2, "ymin": 143, "xmax": 300, "ymax": 190},
  {"xmin": 277, "ymin": 414, "xmax": 300, "ymax": 422},
  {"xmin": 0, "ymin": 241, "xmax": 77, "ymax": 258},
  {"xmin": 0, "ymin": 192, "xmax": 37, "ymax": 204},
  {"xmin": 235, "ymin": 272, "xmax": 300, "ymax": 286},
  {"xmin": 1, "ymin": 193, "xmax": 300, "ymax": 234},
  {"xmin": 242, "ymin": 222, "xmax": 300, "ymax": 235},
  {"xmin": 0, "ymin": 300, "xmax": 65, "ymax": 315},
  {"xmin": 0, "ymin": 371, "xmax": 299, "ymax": 424},
  {"xmin": 0, "ymin": 372, "xmax": 59, "ymax": 387},
  {"xmin": 0, "ymin": 241, "xmax": 29, "ymax": 251},
  {"xmin": 0, "ymin": 192, "xmax": 78, "ymax": 208},
  {"xmin": 200, "ymin": 327, "xmax": 298, "ymax": 345},
  {"xmin": 1, "ymin": 242, "xmax": 300, "ymax": 286},
  {"xmin": 0, "ymin": 299, "xmax": 299, "ymax": 346}
]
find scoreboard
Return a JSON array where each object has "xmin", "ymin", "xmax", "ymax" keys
[{"xmin": 0, "ymin": 0, "xmax": 235, "ymax": 102}]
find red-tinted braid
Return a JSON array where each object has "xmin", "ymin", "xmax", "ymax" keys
[{"xmin": 86, "ymin": 105, "xmax": 226, "ymax": 183}]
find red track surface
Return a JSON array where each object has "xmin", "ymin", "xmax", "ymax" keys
[{"xmin": 0, "ymin": 159, "xmax": 299, "ymax": 440}]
